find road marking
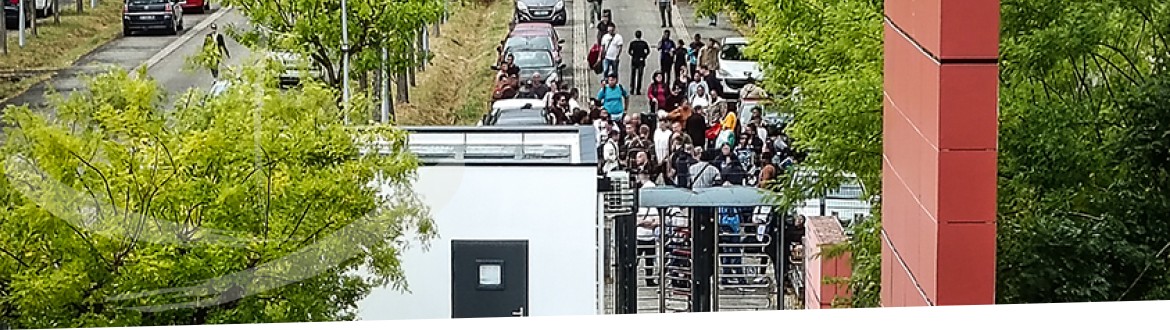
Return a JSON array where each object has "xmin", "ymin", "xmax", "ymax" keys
[
  {"xmin": 143, "ymin": 6, "xmax": 235, "ymax": 70},
  {"xmin": 670, "ymin": 2, "xmax": 690, "ymax": 48},
  {"xmin": 573, "ymin": 0, "xmax": 589, "ymax": 99}
]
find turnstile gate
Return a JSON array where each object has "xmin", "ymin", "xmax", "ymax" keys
[{"xmin": 622, "ymin": 186, "xmax": 789, "ymax": 313}]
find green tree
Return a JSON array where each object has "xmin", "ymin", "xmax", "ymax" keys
[
  {"xmin": 220, "ymin": 0, "xmax": 446, "ymax": 88},
  {"xmin": 746, "ymin": 0, "xmax": 885, "ymax": 308},
  {"xmin": 0, "ymin": 64, "xmax": 435, "ymax": 328}
]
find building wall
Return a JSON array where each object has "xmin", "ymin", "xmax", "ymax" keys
[
  {"xmin": 881, "ymin": 0, "xmax": 1000, "ymax": 306},
  {"xmin": 355, "ymin": 165, "xmax": 601, "ymax": 320}
]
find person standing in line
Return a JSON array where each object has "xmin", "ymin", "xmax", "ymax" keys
[
  {"xmin": 600, "ymin": 25, "xmax": 625, "ymax": 83},
  {"xmin": 672, "ymin": 38, "xmax": 689, "ymax": 79},
  {"xmin": 595, "ymin": 10, "xmax": 615, "ymax": 45},
  {"xmin": 647, "ymin": 71, "xmax": 670, "ymax": 113},
  {"xmin": 628, "ymin": 30, "xmax": 651, "ymax": 95},
  {"xmin": 597, "ymin": 74, "xmax": 630, "ymax": 122},
  {"xmin": 699, "ymin": 38, "xmax": 721, "ymax": 73},
  {"xmin": 657, "ymin": 0, "xmax": 673, "ymax": 27},
  {"xmin": 657, "ymin": 30, "xmax": 676, "ymax": 83},
  {"xmin": 687, "ymin": 34, "xmax": 704, "ymax": 76}
]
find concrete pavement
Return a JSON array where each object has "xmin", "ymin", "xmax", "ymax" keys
[
  {"xmin": 1, "ymin": 5, "xmax": 250, "ymax": 111},
  {"xmin": 571, "ymin": 0, "xmax": 741, "ymax": 117}
]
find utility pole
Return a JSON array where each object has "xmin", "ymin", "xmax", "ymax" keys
[
  {"xmin": 341, "ymin": 0, "xmax": 348, "ymax": 125},
  {"xmin": 380, "ymin": 46, "xmax": 390, "ymax": 124},
  {"xmin": 18, "ymin": 0, "xmax": 26, "ymax": 47},
  {"xmin": 1, "ymin": 8, "xmax": 7, "ymax": 55},
  {"xmin": 340, "ymin": 0, "xmax": 351, "ymax": 125}
]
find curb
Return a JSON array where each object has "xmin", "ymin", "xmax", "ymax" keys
[{"xmin": 143, "ymin": 6, "xmax": 234, "ymax": 70}]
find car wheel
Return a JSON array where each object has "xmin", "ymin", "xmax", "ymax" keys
[{"xmin": 123, "ymin": 26, "xmax": 131, "ymax": 36}]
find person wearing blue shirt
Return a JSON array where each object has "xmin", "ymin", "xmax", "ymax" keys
[{"xmin": 596, "ymin": 74, "xmax": 630, "ymax": 122}]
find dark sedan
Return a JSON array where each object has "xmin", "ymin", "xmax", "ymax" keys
[
  {"xmin": 4, "ymin": 0, "xmax": 32, "ymax": 30},
  {"xmin": 122, "ymin": 0, "xmax": 184, "ymax": 35}
]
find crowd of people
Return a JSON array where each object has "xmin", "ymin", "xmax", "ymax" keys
[
  {"xmin": 582, "ymin": 10, "xmax": 798, "ymax": 190},
  {"xmin": 488, "ymin": 9, "xmax": 801, "ymax": 190}
]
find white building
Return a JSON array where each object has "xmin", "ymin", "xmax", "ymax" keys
[{"xmin": 355, "ymin": 126, "xmax": 603, "ymax": 320}]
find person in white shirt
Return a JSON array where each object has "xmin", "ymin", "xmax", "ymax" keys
[
  {"xmin": 600, "ymin": 25, "xmax": 625, "ymax": 83},
  {"xmin": 653, "ymin": 118, "xmax": 673, "ymax": 170},
  {"xmin": 690, "ymin": 85, "xmax": 712, "ymax": 109},
  {"xmin": 601, "ymin": 130, "xmax": 621, "ymax": 173}
]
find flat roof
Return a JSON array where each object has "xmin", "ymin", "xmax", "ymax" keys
[{"xmin": 355, "ymin": 126, "xmax": 598, "ymax": 167}]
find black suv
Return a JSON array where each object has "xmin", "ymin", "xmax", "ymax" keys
[
  {"xmin": 4, "ymin": 0, "xmax": 33, "ymax": 30},
  {"xmin": 514, "ymin": 0, "xmax": 566, "ymax": 25}
]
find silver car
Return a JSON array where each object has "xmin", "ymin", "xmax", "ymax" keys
[{"xmin": 715, "ymin": 37, "xmax": 765, "ymax": 97}]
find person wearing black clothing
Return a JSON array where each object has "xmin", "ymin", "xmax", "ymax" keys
[
  {"xmin": 700, "ymin": 65, "xmax": 720, "ymax": 97},
  {"xmin": 657, "ymin": 30, "xmax": 676, "ymax": 83},
  {"xmin": 668, "ymin": 140, "xmax": 697, "ymax": 188},
  {"xmin": 714, "ymin": 143, "xmax": 748, "ymax": 185},
  {"xmin": 688, "ymin": 35, "xmax": 704, "ymax": 76},
  {"xmin": 628, "ymin": 30, "xmax": 651, "ymax": 94},
  {"xmin": 672, "ymin": 39, "xmax": 688, "ymax": 79},
  {"xmin": 595, "ymin": 11, "xmax": 615, "ymax": 44},
  {"xmin": 685, "ymin": 110, "xmax": 708, "ymax": 148}
]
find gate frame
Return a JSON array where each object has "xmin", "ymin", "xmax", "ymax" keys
[{"xmin": 631, "ymin": 186, "xmax": 779, "ymax": 313}]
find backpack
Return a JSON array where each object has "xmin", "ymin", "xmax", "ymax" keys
[
  {"xmin": 718, "ymin": 207, "xmax": 742, "ymax": 234},
  {"xmin": 588, "ymin": 43, "xmax": 602, "ymax": 68}
]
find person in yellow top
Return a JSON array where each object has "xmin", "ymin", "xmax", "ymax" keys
[{"xmin": 721, "ymin": 106, "xmax": 737, "ymax": 132}]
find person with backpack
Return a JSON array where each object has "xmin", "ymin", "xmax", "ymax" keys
[
  {"xmin": 596, "ymin": 74, "xmax": 630, "ymax": 122},
  {"xmin": 688, "ymin": 147, "xmax": 721, "ymax": 188}
]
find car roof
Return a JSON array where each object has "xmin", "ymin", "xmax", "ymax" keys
[
  {"xmin": 513, "ymin": 22, "xmax": 554, "ymax": 30},
  {"xmin": 493, "ymin": 109, "xmax": 548, "ymax": 126},
  {"xmin": 509, "ymin": 29, "xmax": 553, "ymax": 36},
  {"xmin": 722, "ymin": 37, "xmax": 749, "ymax": 45},
  {"xmin": 492, "ymin": 98, "xmax": 547, "ymax": 111}
]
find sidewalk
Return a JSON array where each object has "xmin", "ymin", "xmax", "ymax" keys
[{"xmin": 579, "ymin": 0, "xmax": 744, "ymax": 117}]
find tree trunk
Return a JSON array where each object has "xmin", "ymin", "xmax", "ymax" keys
[
  {"xmin": 76, "ymin": 0, "xmax": 83, "ymax": 14},
  {"xmin": 397, "ymin": 72, "xmax": 409, "ymax": 103},
  {"xmin": 28, "ymin": 0, "xmax": 37, "ymax": 37},
  {"xmin": 54, "ymin": 0, "xmax": 60, "ymax": 24},
  {"xmin": 1, "ymin": 11, "xmax": 7, "ymax": 55}
]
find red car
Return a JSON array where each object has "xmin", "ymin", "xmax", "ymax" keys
[
  {"xmin": 511, "ymin": 22, "xmax": 560, "ymax": 42},
  {"xmin": 180, "ymin": 0, "xmax": 210, "ymax": 13},
  {"xmin": 504, "ymin": 29, "xmax": 563, "ymax": 64}
]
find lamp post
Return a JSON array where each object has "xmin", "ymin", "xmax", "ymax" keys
[
  {"xmin": 340, "ymin": 0, "xmax": 351, "ymax": 125},
  {"xmin": 18, "ymin": 0, "xmax": 26, "ymax": 47}
]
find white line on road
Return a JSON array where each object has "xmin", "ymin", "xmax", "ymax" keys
[
  {"xmin": 573, "ymin": 0, "xmax": 590, "ymax": 99},
  {"xmin": 144, "ymin": 6, "xmax": 235, "ymax": 70}
]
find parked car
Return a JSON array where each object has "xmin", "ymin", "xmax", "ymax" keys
[
  {"xmin": 502, "ymin": 33, "xmax": 563, "ymax": 64},
  {"xmin": 510, "ymin": 22, "xmax": 561, "ymax": 43},
  {"xmin": 496, "ymin": 49, "xmax": 564, "ymax": 84},
  {"xmin": 122, "ymin": 0, "xmax": 185, "ymax": 35},
  {"xmin": 513, "ymin": 0, "xmax": 565, "ymax": 25},
  {"xmin": 480, "ymin": 98, "xmax": 550, "ymax": 126},
  {"xmin": 266, "ymin": 50, "xmax": 326, "ymax": 88},
  {"xmin": 33, "ymin": 0, "xmax": 54, "ymax": 17},
  {"xmin": 4, "ymin": 0, "xmax": 32, "ymax": 29},
  {"xmin": 715, "ymin": 37, "xmax": 765, "ymax": 98},
  {"xmin": 180, "ymin": 0, "xmax": 209, "ymax": 13}
]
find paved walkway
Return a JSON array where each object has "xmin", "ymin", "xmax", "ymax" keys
[{"xmin": 575, "ymin": 0, "xmax": 740, "ymax": 118}]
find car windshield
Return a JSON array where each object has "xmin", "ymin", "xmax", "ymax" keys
[
  {"xmin": 505, "ymin": 37, "xmax": 555, "ymax": 53},
  {"xmin": 496, "ymin": 111, "xmax": 547, "ymax": 126},
  {"xmin": 720, "ymin": 43, "xmax": 755, "ymax": 61},
  {"xmin": 510, "ymin": 51, "xmax": 554, "ymax": 67}
]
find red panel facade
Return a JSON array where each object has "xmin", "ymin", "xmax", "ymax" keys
[{"xmin": 881, "ymin": 0, "xmax": 1000, "ymax": 307}]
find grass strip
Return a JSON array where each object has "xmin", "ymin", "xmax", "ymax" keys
[
  {"xmin": 394, "ymin": 0, "xmax": 511, "ymax": 126},
  {"xmin": 0, "ymin": 0, "xmax": 125, "ymax": 101}
]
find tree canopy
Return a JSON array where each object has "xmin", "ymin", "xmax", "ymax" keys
[
  {"xmin": 705, "ymin": 0, "xmax": 1170, "ymax": 307},
  {"xmin": 220, "ymin": 0, "xmax": 446, "ymax": 87},
  {"xmin": 0, "ymin": 64, "xmax": 435, "ymax": 327}
]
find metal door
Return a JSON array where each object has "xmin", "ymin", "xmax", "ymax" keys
[{"xmin": 451, "ymin": 240, "xmax": 529, "ymax": 318}]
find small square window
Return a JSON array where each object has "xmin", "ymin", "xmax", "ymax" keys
[{"xmin": 479, "ymin": 264, "xmax": 502, "ymax": 286}]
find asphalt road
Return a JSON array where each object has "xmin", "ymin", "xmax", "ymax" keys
[
  {"xmin": 571, "ymin": 0, "xmax": 740, "ymax": 117},
  {"xmin": 1, "ymin": 5, "xmax": 251, "ymax": 111}
]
